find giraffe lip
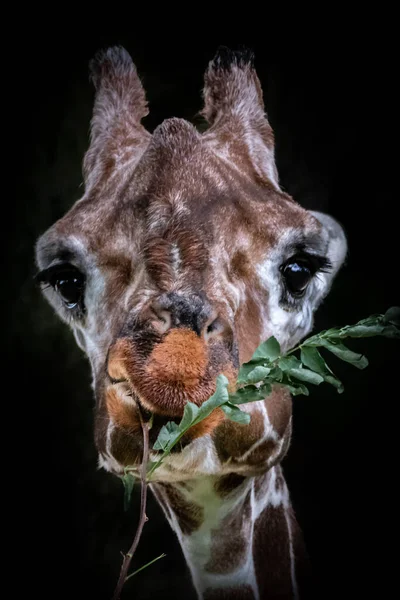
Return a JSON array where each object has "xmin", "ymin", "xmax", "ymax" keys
[
  {"xmin": 109, "ymin": 378, "xmax": 164, "ymax": 420},
  {"xmin": 107, "ymin": 367, "xmax": 214, "ymax": 418}
]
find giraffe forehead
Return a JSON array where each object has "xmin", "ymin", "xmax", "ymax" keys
[
  {"xmin": 36, "ymin": 135, "xmax": 321, "ymax": 305},
  {"xmin": 37, "ymin": 118, "xmax": 317, "ymax": 266}
]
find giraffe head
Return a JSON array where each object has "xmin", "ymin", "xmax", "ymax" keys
[{"xmin": 35, "ymin": 47, "xmax": 347, "ymax": 481}]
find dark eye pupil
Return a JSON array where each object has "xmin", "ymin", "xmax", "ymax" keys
[
  {"xmin": 55, "ymin": 274, "xmax": 84, "ymax": 307},
  {"xmin": 283, "ymin": 261, "xmax": 312, "ymax": 296}
]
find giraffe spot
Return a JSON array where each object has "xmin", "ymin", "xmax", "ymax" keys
[
  {"xmin": 109, "ymin": 426, "xmax": 143, "ymax": 467},
  {"xmin": 205, "ymin": 490, "xmax": 251, "ymax": 574},
  {"xmin": 203, "ymin": 585, "xmax": 256, "ymax": 599},
  {"xmin": 245, "ymin": 439, "xmax": 278, "ymax": 467},
  {"xmin": 156, "ymin": 483, "xmax": 204, "ymax": 535},
  {"xmin": 265, "ymin": 385, "xmax": 292, "ymax": 437},
  {"xmin": 214, "ymin": 473, "xmax": 247, "ymax": 498},
  {"xmin": 213, "ymin": 409, "xmax": 265, "ymax": 464},
  {"xmin": 252, "ymin": 503, "xmax": 293, "ymax": 598}
]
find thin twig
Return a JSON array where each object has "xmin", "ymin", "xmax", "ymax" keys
[
  {"xmin": 112, "ymin": 407, "xmax": 150, "ymax": 600},
  {"xmin": 125, "ymin": 553, "xmax": 167, "ymax": 581}
]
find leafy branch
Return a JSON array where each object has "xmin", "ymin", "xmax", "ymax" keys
[
  {"xmin": 116, "ymin": 306, "xmax": 399, "ymax": 596},
  {"xmin": 148, "ymin": 306, "xmax": 399, "ymax": 474}
]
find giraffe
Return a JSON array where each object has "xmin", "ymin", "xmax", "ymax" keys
[{"xmin": 35, "ymin": 46, "xmax": 347, "ymax": 599}]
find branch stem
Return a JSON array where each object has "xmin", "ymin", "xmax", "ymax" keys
[{"xmin": 112, "ymin": 408, "xmax": 150, "ymax": 600}]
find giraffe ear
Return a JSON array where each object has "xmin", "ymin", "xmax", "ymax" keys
[
  {"xmin": 83, "ymin": 46, "xmax": 151, "ymax": 189},
  {"xmin": 311, "ymin": 211, "xmax": 348, "ymax": 272},
  {"xmin": 201, "ymin": 47, "xmax": 279, "ymax": 189},
  {"xmin": 310, "ymin": 211, "xmax": 348, "ymax": 304}
]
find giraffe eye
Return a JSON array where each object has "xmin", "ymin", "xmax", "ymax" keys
[
  {"xmin": 36, "ymin": 263, "xmax": 85, "ymax": 309},
  {"xmin": 281, "ymin": 258, "xmax": 313, "ymax": 297},
  {"xmin": 280, "ymin": 253, "xmax": 331, "ymax": 298}
]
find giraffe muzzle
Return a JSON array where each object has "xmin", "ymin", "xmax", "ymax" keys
[{"xmin": 107, "ymin": 325, "xmax": 236, "ymax": 417}]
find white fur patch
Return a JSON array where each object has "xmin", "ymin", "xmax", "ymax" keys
[{"xmin": 178, "ymin": 477, "xmax": 259, "ymax": 598}]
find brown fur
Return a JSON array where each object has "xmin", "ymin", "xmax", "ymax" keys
[
  {"xmin": 110, "ymin": 426, "xmax": 144, "ymax": 467},
  {"xmin": 145, "ymin": 228, "xmax": 210, "ymax": 291},
  {"xmin": 155, "ymin": 483, "xmax": 204, "ymax": 535},
  {"xmin": 253, "ymin": 504, "xmax": 294, "ymax": 599},
  {"xmin": 213, "ymin": 409, "xmax": 265, "ymax": 464},
  {"xmin": 105, "ymin": 386, "xmax": 141, "ymax": 432},
  {"xmin": 107, "ymin": 338, "xmax": 131, "ymax": 382},
  {"xmin": 245, "ymin": 439, "xmax": 278, "ymax": 468},
  {"xmin": 107, "ymin": 329, "xmax": 237, "ymax": 423},
  {"xmin": 265, "ymin": 386, "xmax": 292, "ymax": 437},
  {"xmin": 146, "ymin": 329, "xmax": 208, "ymax": 386},
  {"xmin": 214, "ymin": 473, "xmax": 247, "ymax": 498}
]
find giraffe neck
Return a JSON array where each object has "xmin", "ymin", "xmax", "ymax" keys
[{"xmin": 151, "ymin": 465, "xmax": 308, "ymax": 600}]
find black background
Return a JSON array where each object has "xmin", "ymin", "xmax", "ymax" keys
[{"xmin": 9, "ymin": 16, "xmax": 399, "ymax": 600}]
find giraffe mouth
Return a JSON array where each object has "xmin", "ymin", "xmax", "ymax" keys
[
  {"xmin": 106, "ymin": 380, "xmax": 152, "ymax": 420},
  {"xmin": 107, "ymin": 329, "xmax": 234, "ymax": 418},
  {"xmin": 105, "ymin": 376, "xmax": 227, "ymax": 459}
]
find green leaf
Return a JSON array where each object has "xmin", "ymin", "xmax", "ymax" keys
[
  {"xmin": 337, "ymin": 324, "xmax": 398, "ymax": 338},
  {"xmin": 320, "ymin": 310, "xmax": 400, "ymax": 340},
  {"xmin": 300, "ymin": 347, "xmax": 330, "ymax": 374},
  {"xmin": 287, "ymin": 368, "xmax": 324, "ymax": 385},
  {"xmin": 122, "ymin": 472, "xmax": 135, "ymax": 511},
  {"xmin": 259, "ymin": 382, "xmax": 273, "ymax": 397},
  {"xmin": 221, "ymin": 402, "xmax": 251, "ymax": 424},
  {"xmin": 179, "ymin": 402, "xmax": 200, "ymax": 431},
  {"xmin": 196, "ymin": 374, "xmax": 230, "ymax": 420},
  {"xmin": 250, "ymin": 336, "xmax": 281, "ymax": 361},
  {"xmin": 278, "ymin": 356, "xmax": 302, "ymax": 371},
  {"xmin": 283, "ymin": 382, "xmax": 310, "ymax": 396},
  {"xmin": 150, "ymin": 376, "xmax": 231, "ymax": 476},
  {"xmin": 267, "ymin": 366, "xmax": 283, "ymax": 382},
  {"xmin": 229, "ymin": 384, "xmax": 269, "ymax": 405},
  {"xmin": 324, "ymin": 375, "xmax": 344, "ymax": 393},
  {"xmin": 246, "ymin": 366, "xmax": 271, "ymax": 383},
  {"xmin": 300, "ymin": 346, "xmax": 344, "ymax": 392},
  {"xmin": 237, "ymin": 361, "xmax": 264, "ymax": 383},
  {"xmin": 153, "ymin": 421, "xmax": 180, "ymax": 451},
  {"xmin": 319, "ymin": 339, "xmax": 369, "ymax": 369}
]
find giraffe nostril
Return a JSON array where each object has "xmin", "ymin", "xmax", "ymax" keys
[
  {"xmin": 206, "ymin": 319, "xmax": 218, "ymax": 334},
  {"xmin": 204, "ymin": 316, "xmax": 225, "ymax": 341}
]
